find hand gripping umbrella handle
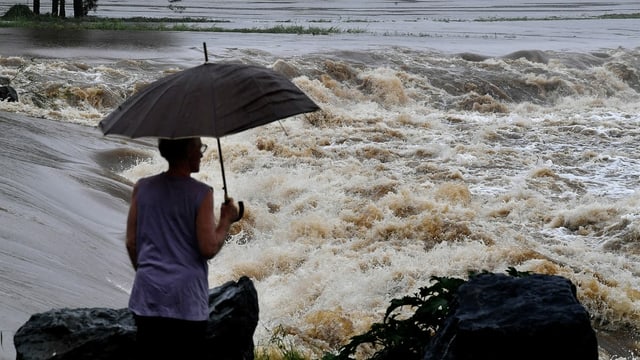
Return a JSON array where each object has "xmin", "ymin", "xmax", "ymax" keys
[{"xmin": 224, "ymin": 197, "xmax": 244, "ymax": 223}]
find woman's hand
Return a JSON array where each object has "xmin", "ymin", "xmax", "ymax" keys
[{"xmin": 220, "ymin": 197, "xmax": 240, "ymax": 223}]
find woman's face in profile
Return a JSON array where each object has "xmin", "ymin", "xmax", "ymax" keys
[{"xmin": 187, "ymin": 137, "xmax": 204, "ymax": 173}]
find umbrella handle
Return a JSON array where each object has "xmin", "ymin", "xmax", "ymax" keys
[
  {"xmin": 224, "ymin": 197, "xmax": 244, "ymax": 223},
  {"xmin": 236, "ymin": 201, "xmax": 244, "ymax": 222}
]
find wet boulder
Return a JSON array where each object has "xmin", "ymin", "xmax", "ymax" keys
[
  {"xmin": 14, "ymin": 276, "xmax": 259, "ymax": 360},
  {"xmin": 0, "ymin": 85, "xmax": 18, "ymax": 102},
  {"xmin": 424, "ymin": 273, "xmax": 598, "ymax": 360}
]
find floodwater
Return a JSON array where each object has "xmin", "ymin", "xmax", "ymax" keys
[{"xmin": 1, "ymin": 0, "xmax": 640, "ymax": 359}]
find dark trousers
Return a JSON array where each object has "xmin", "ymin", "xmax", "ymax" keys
[{"xmin": 134, "ymin": 315, "xmax": 208, "ymax": 360}]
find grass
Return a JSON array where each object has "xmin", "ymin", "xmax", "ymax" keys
[
  {"xmin": 476, "ymin": 12, "xmax": 640, "ymax": 22},
  {"xmin": 0, "ymin": 6, "xmax": 365, "ymax": 35},
  {"xmin": 598, "ymin": 12, "xmax": 640, "ymax": 19},
  {"xmin": 0, "ymin": 17, "xmax": 356, "ymax": 34}
]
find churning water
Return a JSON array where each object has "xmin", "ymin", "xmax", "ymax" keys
[{"xmin": 1, "ymin": 1, "xmax": 640, "ymax": 359}]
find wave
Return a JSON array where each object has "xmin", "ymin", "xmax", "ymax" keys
[{"xmin": 2, "ymin": 47, "xmax": 639, "ymax": 126}]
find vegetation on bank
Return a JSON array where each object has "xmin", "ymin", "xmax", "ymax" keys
[
  {"xmin": 254, "ymin": 268, "xmax": 531, "ymax": 360},
  {"xmin": 3, "ymin": 4, "xmax": 637, "ymax": 35},
  {"xmin": 598, "ymin": 12, "xmax": 640, "ymax": 19},
  {"xmin": 0, "ymin": 4, "xmax": 362, "ymax": 35},
  {"xmin": 476, "ymin": 12, "xmax": 640, "ymax": 22}
]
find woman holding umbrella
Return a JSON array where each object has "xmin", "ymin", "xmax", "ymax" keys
[
  {"xmin": 125, "ymin": 137, "xmax": 239, "ymax": 359},
  {"xmin": 99, "ymin": 53, "xmax": 319, "ymax": 358}
]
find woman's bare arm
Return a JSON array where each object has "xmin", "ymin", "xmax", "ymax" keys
[
  {"xmin": 196, "ymin": 189, "xmax": 238, "ymax": 259},
  {"xmin": 125, "ymin": 183, "xmax": 139, "ymax": 270}
]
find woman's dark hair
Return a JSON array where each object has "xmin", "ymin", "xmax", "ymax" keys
[{"xmin": 158, "ymin": 138, "xmax": 192, "ymax": 164}]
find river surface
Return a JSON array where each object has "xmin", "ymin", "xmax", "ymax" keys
[{"xmin": 1, "ymin": 1, "xmax": 640, "ymax": 359}]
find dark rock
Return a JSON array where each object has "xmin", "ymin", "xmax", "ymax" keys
[
  {"xmin": 14, "ymin": 276, "xmax": 259, "ymax": 360},
  {"xmin": 14, "ymin": 308, "xmax": 136, "ymax": 360},
  {"xmin": 502, "ymin": 50, "xmax": 550, "ymax": 64},
  {"xmin": 0, "ymin": 85, "xmax": 18, "ymax": 102},
  {"xmin": 457, "ymin": 52, "xmax": 490, "ymax": 62},
  {"xmin": 424, "ymin": 273, "xmax": 598, "ymax": 360},
  {"xmin": 206, "ymin": 275, "xmax": 260, "ymax": 360}
]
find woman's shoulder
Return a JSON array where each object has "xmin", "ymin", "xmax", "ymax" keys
[
  {"xmin": 188, "ymin": 177, "xmax": 213, "ymax": 191},
  {"xmin": 137, "ymin": 173, "xmax": 163, "ymax": 185}
]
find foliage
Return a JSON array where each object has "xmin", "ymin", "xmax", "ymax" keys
[
  {"xmin": 1, "ymin": 5, "xmax": 35, "ymax": 19},
  {"xmin": 322, "ymin": 275, "xmax": 466, "ymax": 360},
  {"xmin": 82, "ymin": 0, "xmax": 99, "ymax": 16},
  {"xmin": 598, "ymin": 12, "xmax": 640, "ymax": 19},
  {"xmin": 475, "ymin": 13, "xmax": 640, "ymax": 22},
  {"xmin": 255, "ymin": 325, "xmax": 309, "ymax": 360},
  {"xmin": 505, "ymin": 266, "xmax": 531, "ymax": 277},
  {"xmin": 322, "ymin": 268, "xmax": 531, "ymax": 360},
  {"xmin": 0, "ymin": 6, "xmax": 364, "ymax": 35},
  {"xmin": 0, "ymin": 13, "xmax": 358, "ymax": 34}
]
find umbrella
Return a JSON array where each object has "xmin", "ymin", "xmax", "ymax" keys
[{"xmin": 99, "ymin": 43, "xmax": 320, "ymax": 220}]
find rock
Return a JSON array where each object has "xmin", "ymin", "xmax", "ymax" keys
[
  {"xmin": 14, "ymin": 308, "xmax": 136, "ymax": 360},
  {"xmin": 14, "ymin": 276, "xmax": 259, "ymax": 360},
  {"xmin": 458, "ymin": 52, "xmax": 490, "ymax": 62},
  {"xmin": 0, "ymin": 85, "xmax": 18, "ymax": 102},
  {"xmin": 502, "ymin": 50, "xmax": 550, "ymax": 64},
  {"xmin": 205, "ymin": 275, "xmax": 260, "ymax": 360},
  {"xmin": 424, "ymin": 273, "xmax": 598, "ymax": 360},
  {"xmin": 272, "ymin": 59, "xmax": 301, "ymax": 79}
]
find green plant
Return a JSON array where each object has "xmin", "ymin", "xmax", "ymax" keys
[
  {"xmin": 322, "ymin": 268, "xmax": 531, "ymax": 360},
  {"xmin": 322, "ymin": 275, "xmax": 466, "ymax": 360},
  {"xmin": 0, "ymin": 11, "xmax": 363, "ymax": 35},
  {"xmin": 1, "ymin": 4, "xmax": 35, "ymax": 19},
  {"xmin": 505, "ymin": 266, "xmax": 531, "ymax": 277}
]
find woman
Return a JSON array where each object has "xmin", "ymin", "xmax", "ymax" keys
[{"xmin": 126, "ymin": 137, "xmax": 239, "ymax": 359}]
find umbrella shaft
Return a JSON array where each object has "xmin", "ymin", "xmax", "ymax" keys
[{"xmin": 217, "ymin": 138, "xmax": 228, "ymax": 200}]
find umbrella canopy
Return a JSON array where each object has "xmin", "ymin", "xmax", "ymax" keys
[{"xmin": 99, "ymin": 62, "xmax": 319, "ymax": 139}]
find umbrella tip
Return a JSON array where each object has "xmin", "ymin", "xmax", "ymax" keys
[{"xmin": 203, "ymin": 42, "xmax": 209, "ymax": 63}]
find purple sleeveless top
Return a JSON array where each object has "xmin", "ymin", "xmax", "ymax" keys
[{"xmin": 128, "ymin": 172, "xmax": 212, "ymax": 321}]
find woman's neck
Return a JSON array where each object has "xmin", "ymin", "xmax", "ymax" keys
[{"xmin": 165, "ymin": 163, "xmax": 191, "ymax": 177}]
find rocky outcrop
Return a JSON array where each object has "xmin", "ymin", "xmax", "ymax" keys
[
  {"xmin": 0, "ymin": 85, "xmax": 18, "ymax": 102},
  {"xmin": 14, "ymin": 276, "xmax": 259, "ymax": 360},
  {"xmin": 14, "ymin": 273, "xmax": 600, "ymax": 360},
  {"xmin": 423, "ymin": 273, "xmax": 598, "ymax": 360},
  {"xmin": 206, "ymin": 275, "xmax": 260, "ymax": 360}
]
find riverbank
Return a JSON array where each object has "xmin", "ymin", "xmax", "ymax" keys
[
  {"xmin": 0, "ymin": 5, "xmax": 359, "ymax": 35},
  {"xmin": 2, "ymin": 4, "xmax": 639, "ymax": 36}
]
